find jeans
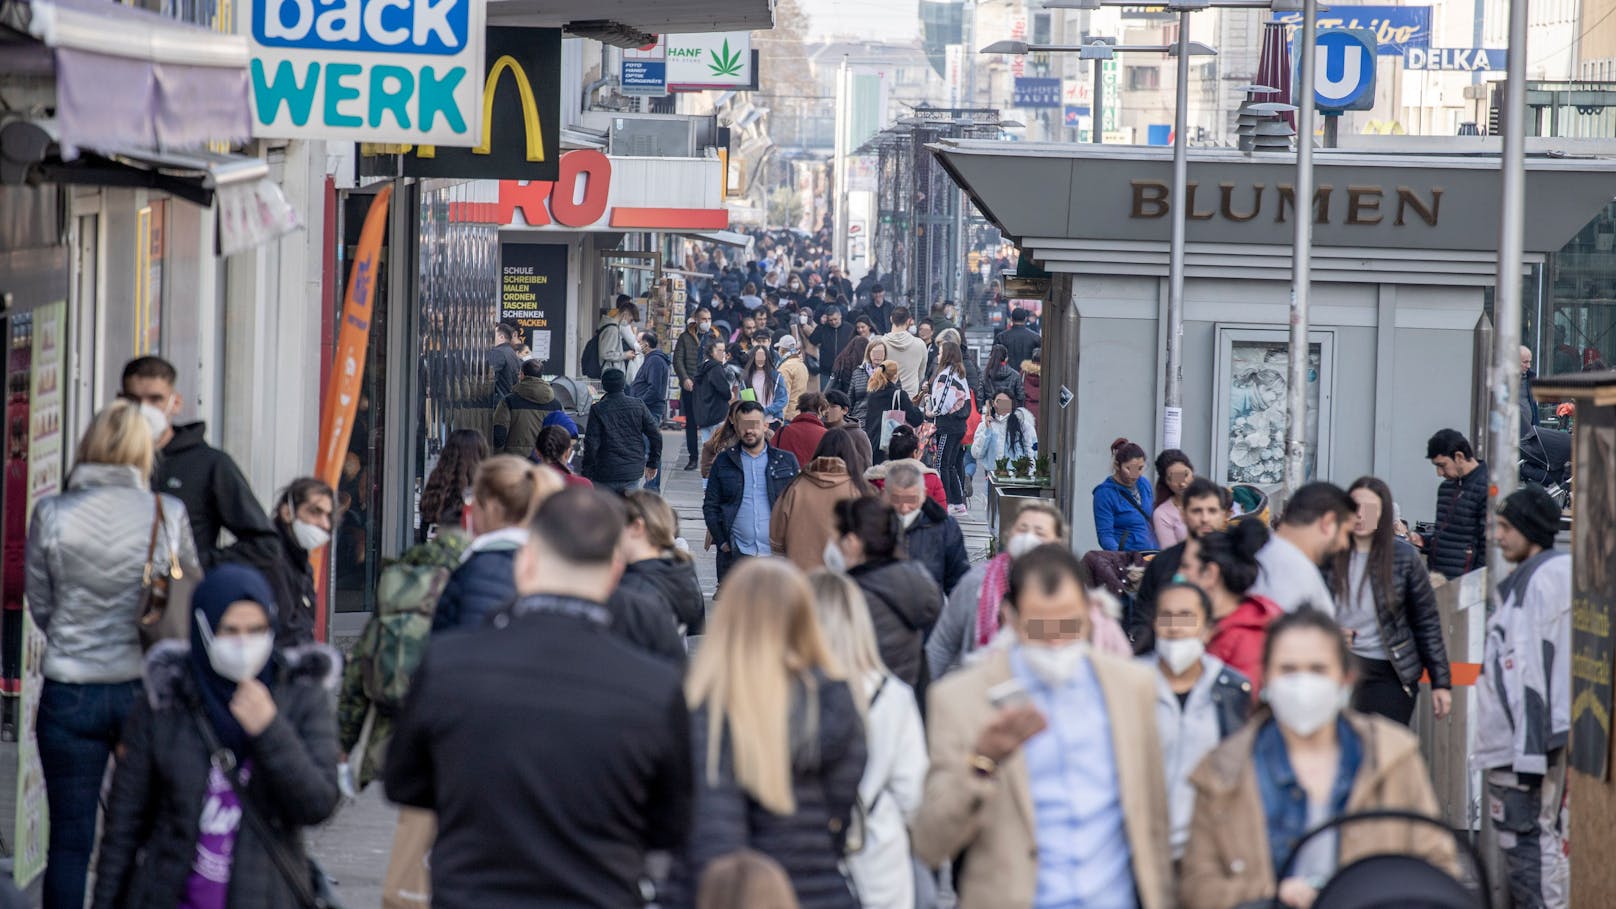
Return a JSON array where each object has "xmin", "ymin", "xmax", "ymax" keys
[
  {"xmin": 936, "ymin": 429, "xmax": 967, "ymax": 506},
  {"xmin": 680, "ymin": 389, "xmax": 699, "ymax": 459},
  {"xmin": 38, "ymin": 678, "xmax": 141, "ymax": 909}
]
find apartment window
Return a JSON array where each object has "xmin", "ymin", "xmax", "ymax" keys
[{"xmin": 1128, "ymin": 66, "xmax": 1161, "ymax": 91}]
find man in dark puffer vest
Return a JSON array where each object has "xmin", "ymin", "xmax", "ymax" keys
[{"xmin": 1420, "ymin": 429, "xmax": 1491, "ymax": 580}]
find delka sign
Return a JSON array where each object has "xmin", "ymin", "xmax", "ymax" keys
[{"xmin": 243, "ymin": 0, "xmax": 487, "ymax": 145}]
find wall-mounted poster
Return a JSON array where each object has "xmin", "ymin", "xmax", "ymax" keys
[
  {"xmin": 498, "ymin": 243, "xmax": 568, "ymax": 370},
  {"xmin": 1212, "ymin": 327, "xmax": 1334, "ymax": 487},
  {"xmin": 15, "ymin": 299, "xmax": 65, "ymax": 887}
]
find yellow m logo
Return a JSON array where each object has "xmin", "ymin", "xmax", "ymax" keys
[{"xmin": 414, "ymin": 55, "xmax": 545, "ymax": 161}]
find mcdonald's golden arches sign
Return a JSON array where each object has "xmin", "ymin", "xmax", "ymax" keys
[{"xmin": 400, "ymin": 27, "xmax": 561, "ymax": 181}]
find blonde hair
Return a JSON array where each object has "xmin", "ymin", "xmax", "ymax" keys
[
  {"xmin": 807, "ymin": 570, "xmax": 888, "ymax": 714},
  {"xmin": 624, "ymin": 490, "xmax": 690, "ymax": 563},
  {"xmin": 473, "ymin": 455, "xmax": 562, "ymax": 528},
  {"xmin": 936, "ymin": 327, "xmax": 962, "ymax": 347},
  {"xmin": 76, "ymin": 399, "xmax": 155, "ymax": 480},
  {"xmin": 696, "ymin": 850, "xmax": 800, "ymax": 909},
  {"xmin": 685, "ymin": 558, "xmax": 839, "ymax": 815},
  {"xmin": 865, "ymin": 360, "xmax": 901, "ymax": 393}
]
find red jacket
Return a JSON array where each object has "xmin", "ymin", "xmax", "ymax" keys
[
  {"xmin": 1208, "ymin": 594, "xmax": 1283, "ymax": 695},
  {"xmin": 772, "ymin": 413, "xmax": 827, "ymax": 467}
]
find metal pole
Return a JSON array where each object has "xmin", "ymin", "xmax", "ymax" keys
[
  {"xmin": 1163, "ymin": 9, "xmax": 1192, "ymax": 450},
  {"xmin": 1284, "ymin": 0, "xmax": 1318, "ymax": 502},
  {"xmin": 1092, "ymin": 56, "xmax": 1104, "ymax": 144},
  {"xmin": 833, "ymin": 56, "xmax": 849, "ymax": 269},
  {"xmin": 1487, "ymin": 0, "xmax": 1528, "ymax": 595}
]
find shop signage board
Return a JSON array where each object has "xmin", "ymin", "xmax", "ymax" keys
[
  {"xmin": 398, "ymin": 27, "xmax": 561, "ymax": 180},
  {"xmin": 665, "ymin": 32, "xmax": 753, "ymax": 90},
  {"xmin": 499, "ymin": 243, "xmax": 569, "ymax": 367},
  {"xmin": 1568, "ymin": 390, "xmax": 1615, "ymax": 778},
  {"xmin": 1273, "ymin": 5, "xmax": 1430, "ymax": 57},
  {"xmin": 1101, "ymin": 58, "xmax": 1120, "ymax": 131},
  {"xmin": 1013, "ymin": 77, "xmax": 1061, "ymax": 109},
  {"xmin": 622, "ymin": 38, "xmax": 667, "ymax": 96},
  {"xmin": 1310, "ymin": 30, "xmax": 1377, "ymax": 112},
  {"xmin": 1404, "ymin": 47, "xmax": 1506, "ymax": 71},
  {"xmin": 449, "ymin": 149, "xmax": 728, "ymax": 232},
  {"xmin": 243, "ymin": 0, "xmax": 487, "ymax": 144}
]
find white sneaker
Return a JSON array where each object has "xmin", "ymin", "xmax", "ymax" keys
[{"xmin": 948, "ymin": 504, "xmax": 969, "ymax": 518}]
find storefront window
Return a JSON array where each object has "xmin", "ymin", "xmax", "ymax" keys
[
  {"xmin": 1543, "ymin": 200, "xmax": 1616, "ymax": 376},
  {"xmin": 414, "ymin": 182, "xmax": 499, "ymax": 541},
  {"xmin": 332, "ymin": 191, "xmax": 390, "ymax": 615}
]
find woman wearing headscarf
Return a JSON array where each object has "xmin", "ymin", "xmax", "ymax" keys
[{"xmin": 92, "ymin": 564, "xmax": 342, "ymax": 909}]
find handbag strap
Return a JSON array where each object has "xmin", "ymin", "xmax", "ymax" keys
[
  {"xmin": 142, "ymin": 494, "xmax": 163, "ymax": 587},
  {"xmin": 190, "ymin": 708, "xmax": 327, "ymax": 909}
]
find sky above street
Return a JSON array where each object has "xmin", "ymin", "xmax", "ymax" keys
[{"xmin": 802, "ymin": 0, "xmax": 921, "ymax": 41}]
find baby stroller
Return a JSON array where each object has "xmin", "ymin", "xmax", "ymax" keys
[{"xmin": 1240, "ymin": 809, "xmax": 1490, "ymax": 909}]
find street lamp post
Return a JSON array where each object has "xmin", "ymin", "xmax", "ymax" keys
[{"xmin": 1283, "ymin": 0, "xmax": 1318, "ymax": 502}]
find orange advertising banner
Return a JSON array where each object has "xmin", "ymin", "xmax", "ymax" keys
[{"xmin": 317, "ymin": 185, "xmax": 392, "ymax": 489}]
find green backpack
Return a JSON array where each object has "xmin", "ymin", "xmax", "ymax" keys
[{"xmin": 357, "ymin": 532, "xmax": 470, "ymax": 711}]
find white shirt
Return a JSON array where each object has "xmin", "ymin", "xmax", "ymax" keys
[{"xmin": 1249, "ymin": 534, "xmax": 1335, "ymax": 616}]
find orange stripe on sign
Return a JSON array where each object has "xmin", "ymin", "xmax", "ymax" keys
[
  {"xmin": 609, "ymin": 207, "xmax": 729, "ymax": 229},
  {"xmin": 1422, "ymin": 663, "xmax": 1482, "ymax": 687}
]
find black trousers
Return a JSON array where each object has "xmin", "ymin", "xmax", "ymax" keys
[
  {"xmin": 680, "ymin": 388, "xmax": 698, "ymax": 459},
  {"xmin": 936, "ymin": 429, "xmax": 966, "ymax": 506},
  {"xmin": 1351, "ymin": 656, "xmax": 1415, "ymax": 725}
]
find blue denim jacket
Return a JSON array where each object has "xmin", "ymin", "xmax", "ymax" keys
[{"xmin": 1253, "ymin": 716, "xmax": 1363, "ymax": 879}]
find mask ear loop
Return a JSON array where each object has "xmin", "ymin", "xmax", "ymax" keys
[{"xmin": 195, "ymin": 609, "xmax": 215, "ymax": 649}]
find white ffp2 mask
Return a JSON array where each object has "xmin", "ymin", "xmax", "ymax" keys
[
  {"xmin": 1264, "ymin": 671, "xmax": 1349, "ymax": 737},
  {"xmin": 195, "ymin": 611, "xmax": 275, "ymax": 683}
]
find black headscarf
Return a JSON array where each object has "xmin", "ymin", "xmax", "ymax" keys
[{"xmin": 190, "ymin": 563, "xmax": 279, "ymax": 754}]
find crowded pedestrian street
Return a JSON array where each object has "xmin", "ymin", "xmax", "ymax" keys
[{"xmin": 1, "ymin": 0, "xmax": 1616, "ymax": 907}]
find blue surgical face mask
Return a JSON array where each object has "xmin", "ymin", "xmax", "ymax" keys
[{"xmin": 1171, "ymin": 573, "xmax": 1189, "ymax": 584}]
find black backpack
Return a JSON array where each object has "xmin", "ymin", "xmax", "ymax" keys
[{"xmin": 580, "ymin": 324, "xmax": 610, "ymax": 379}]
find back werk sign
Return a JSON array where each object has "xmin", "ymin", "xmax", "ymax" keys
[{"xmin": 359, "ymin": 26, "xmax": 562, "ymax": 181}]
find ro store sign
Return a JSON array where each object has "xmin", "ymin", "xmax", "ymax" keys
[{"xmin": 243, "ymin": 0, "xmax": 487, "ymax": 144}]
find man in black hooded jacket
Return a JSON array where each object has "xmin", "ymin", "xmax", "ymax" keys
[{"xmin": 122, "ymin": 357, "xmax": 279, "ymax": 569}]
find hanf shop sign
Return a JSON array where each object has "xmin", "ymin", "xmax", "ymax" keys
[
  {"xmin": 400, "ymin": 27, "xmax": 561, "ymax": 180},
  {"xmin": 665, "ymin": 32, "xmax": 754, "ymax": 90},
  {"xmin": 244, "ymin": 0, "xmax": 487, "ymax": 144}
]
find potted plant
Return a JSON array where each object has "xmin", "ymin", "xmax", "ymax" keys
[
  {"xmin": 1034, "ymin": 453, "xmax": 1051, "ymax": 480},
  {"xmin": 995, "ymin": 457, "xmax": 1011, "ymax": 477},
  {"xmin": 1012, "ymin": 455, "xmax": 1034, "ymax": 479}
]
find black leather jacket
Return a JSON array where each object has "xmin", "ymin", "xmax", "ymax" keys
[{"xmin": 1324, "ymin": 539, "xmax": 1451, "ymax": 691}]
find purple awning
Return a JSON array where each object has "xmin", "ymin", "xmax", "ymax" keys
[{"xmin": 24, "ymin": 0, "xmax": 251, "ymax": 156}]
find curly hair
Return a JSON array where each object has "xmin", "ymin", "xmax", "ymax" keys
[{"xmin": 419, "ymin": 429, "xmax": 487, "ymax": 531}]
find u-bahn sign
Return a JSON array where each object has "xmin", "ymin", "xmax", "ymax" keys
[
  {"xmin": 397, "ymin": 27, "xmax": 562, "ymax": 180},
  {"xmin": 246, "ymin": 0, "xmax": 487, "ymax": 144}
]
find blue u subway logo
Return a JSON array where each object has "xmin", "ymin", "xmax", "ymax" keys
[{"xmin": 254, "ymin": 0, "xmax": 470, "ymax": 55}]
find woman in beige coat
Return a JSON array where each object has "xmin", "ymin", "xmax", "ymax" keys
[
  {"xmin": 769, "ymin": 429, "xmax": 870, "ymax": 571},
  {"xmin": 1180, "ymin": 609, "xmax": 1457, "ymax": 909}
]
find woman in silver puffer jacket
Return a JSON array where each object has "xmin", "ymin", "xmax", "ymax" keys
[{"xmin": 26, "ymin": 399, "xmax": 198, "ymax": 909}]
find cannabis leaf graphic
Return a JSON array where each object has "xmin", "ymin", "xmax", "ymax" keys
[{"xmin": 708, "ymin": 39, "xmax": 744, "ymax": 78}]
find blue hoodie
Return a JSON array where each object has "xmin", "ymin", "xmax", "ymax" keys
[{"xmin": 1093, "ymin": 475, "xmax": 1159, "ymax": 552}]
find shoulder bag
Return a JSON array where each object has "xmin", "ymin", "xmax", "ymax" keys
[
  {"xmin": 137, "ymin": 495, "xmax": 199, "ymax": 650},
  {"xmin": 191, "ymin": 709, "xmax": 344, "ymax": 909}
]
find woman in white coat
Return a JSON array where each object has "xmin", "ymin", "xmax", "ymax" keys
[{"xmin": 808, "ymin": 570, "xmax": 929, "ymax": 909}]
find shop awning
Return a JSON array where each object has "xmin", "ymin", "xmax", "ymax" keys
[
  {"xmin": 13, "ymin": 0, "xmax": 251, "ymax": 156},
  {"xmin": 487, "ymin": 0, "xmax": 774, "ymax": 32},
  {"xmin": 38, "ymin": 146, "xmax": 299, "ymax": 255},
  {"xmin": 682, "ymin": 229, "xmax": 751, "ymax": 248}
]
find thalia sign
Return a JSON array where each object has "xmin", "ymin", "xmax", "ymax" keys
[{"xmin": 244, "ymin": 0, "xmax": 487, "ymax": 144}]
